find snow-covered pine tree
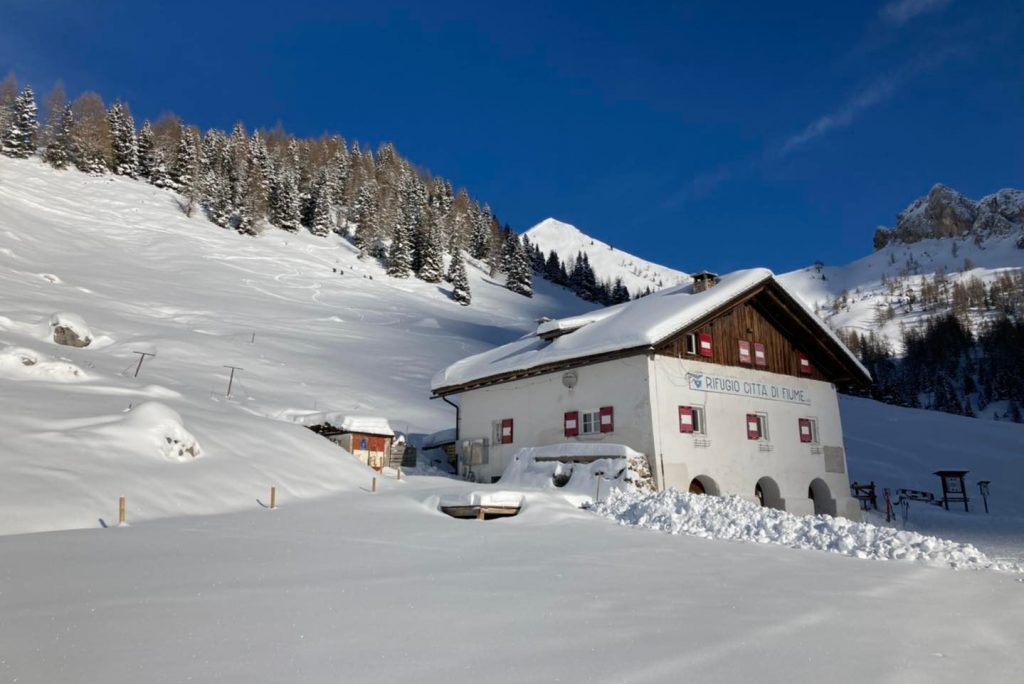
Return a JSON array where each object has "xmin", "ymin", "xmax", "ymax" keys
[
  {"xmin": 106, "ymin": 101, "xmax": 138, "ymax": 176},
  {"xmin": 137, "ymin": 120, "xmax": 156, "ymax": 180},
  {"xmin": 387, "ymin": 223, "xmax": 413, "ymax": 277},
  {"xmin": 449, "ymin": 250, "xmax": 472, "ymax": 306},
  {"xmin": 469, "ymin": 205, "xmax": 492, "ymax": 259},
  {"xmin": 351, "ymin": 182, "xmax": 380, "ymax": 252},
  {"xmin": 43, "ymin": 104, "xmax": 73, "ymax": 169},
  {"xmin": 418, "ymin": 225, "xmax": 446, "ymax": 283},
  {"xmin": 270, "ymin": 168, "xmax": 302, "ymax": 232},
  {"xmin": 505, "ymin": 235, "xmax": 533, "ymax": 297},
  {"xmin": 171, "ymin": 126, "xmax": 198, "ymax": 189},
  {"xmin": 307, "ymin": 168, "xmax": 332, "ymax": 237},
  {"xmin": 2, "ymin": 85, "xmax": 38, "ymax": 158}
]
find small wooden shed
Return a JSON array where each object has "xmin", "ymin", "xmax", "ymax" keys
[{"xmin": 314, "ymin": 416, "xmax": 395, "ymax": 469}]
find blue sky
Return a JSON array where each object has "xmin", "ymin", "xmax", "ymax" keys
[{"xmin": 2, "ymin": 0, "xmax": 1022, "ymax": 274}]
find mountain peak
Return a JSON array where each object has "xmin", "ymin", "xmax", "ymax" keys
[{"xmin": 524, "ymin": 218, "xmax": 689, "ymax": 295}]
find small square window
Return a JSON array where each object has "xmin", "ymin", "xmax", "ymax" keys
[
  {"xmin": 685, "ymin": 333, "xmax": 697, "ymax": 355},
  {"xmin": 581, "ymin": 410, "xmax": 601, "ymax": 435}
]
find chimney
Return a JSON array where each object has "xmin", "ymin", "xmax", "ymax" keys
[{"xmin": 691, "ymin": 271, "xmax": 719, "ymax": 293}]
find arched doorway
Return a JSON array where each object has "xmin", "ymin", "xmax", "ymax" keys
[
  {"xmin": 808, "ymin": 478, "xmax": 837, "ymax": 516},
  {"xmin": 754, "ymin": 477, "xmax": 784, "ymax": 510},
  {"xmin": 688, "ymin": 475, "xmax": 720, "ymax": 496}
]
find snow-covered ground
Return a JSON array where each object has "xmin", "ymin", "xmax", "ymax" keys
[
  {"xmin": 4, "ymin": 157, "xmax": 1024, "ymax": 682},
  {"xmin": 524, "ymin": 217, "xmax": 690, "ymax": 294}
]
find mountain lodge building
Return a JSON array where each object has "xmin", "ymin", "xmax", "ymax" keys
[{"xmin": 430, "ymin": 268, "xmax": 871, "ymax": 520}]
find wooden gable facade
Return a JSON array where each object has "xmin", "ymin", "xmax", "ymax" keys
[{"xmin": 655, "ymin": 280, "xmax": 868, "ymax": 387}]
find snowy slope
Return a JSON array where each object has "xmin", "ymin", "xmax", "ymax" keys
[
  {"xmin": 0, "ymin": 156, "xmax": 590, "ymax": 534},
  {"xmin": 525, "ymin": 217, "xmax": 690, "ymax": 294}
]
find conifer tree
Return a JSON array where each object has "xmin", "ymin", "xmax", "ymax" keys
[
  {"xmin": 2, "ymin": 86, "xmax": 38, "ymax": 158},
  {"xmin": 0, "ymin": 71, "xmax": 17, "ymax": 144},
  {"xmin": 270, "ymin": 168, "xmax": 302, "ymax": 232},
  {"xmin": 418, "ymin": 226, "xmax": 445, "ymax": 283},
  {"xmin": 107, "ymin": 101, "xmax": 138, "ymax": 176},
  {"xmin": 449, "ymin": 250, "xmax": 472, "ymax": 306},
  {"xmin": 171, "ymin": 126, "xmax": 199, "ymax": 190},
  {"xmin": 306, "ymin": 168, "xmax": 332, "ymax": 237},
  {"xmin": 387, "ymin": 223, "xmax": 413, "ymax": 277},
  {"xmin": 137, "ymin": 120, "xmax": 156, "ymax": 179},
  {"xmin": 43, "ymin": 105, "xmax": 73, "ymax": 169},
  {"xmin": 505, "ymin": 236, "xmax": 533, "ymax": 297},
  {"xmin": 469, "ymin": 206, "xmax": 492, "ymax": 260}
]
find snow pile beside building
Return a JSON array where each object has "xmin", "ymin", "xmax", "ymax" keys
[
  {"xmin": 498, "ymin": 444, "xmax": 652, "ymax": 500},
  {"xmin": 590, "ymin": 489, "xmax": 1020, "ymax": 571}
]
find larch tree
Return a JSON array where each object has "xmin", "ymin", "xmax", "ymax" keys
[{"xmin": 70, "ymin": 92, "xmax": 112, "ymax": 174}]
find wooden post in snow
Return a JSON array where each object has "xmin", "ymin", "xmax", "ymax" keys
[
  {"xmin": 595, "ymin": 478, "xmax": 601, "ymax": 504},
  {"xmin": 270, "ymin": 486, "xmax": 277, "ymax": 510},
  {"xmin": 118, "ymin": 496, "xmax": 126, "ymax": 525},
  {"xmin": 372, "ymin": 477, "xmax": 376, "ymax": 493}
]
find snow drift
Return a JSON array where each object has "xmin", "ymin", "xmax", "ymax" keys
[{"xmin": 590, "ymin": 488, "xmax": 1020, "ymax": 572}]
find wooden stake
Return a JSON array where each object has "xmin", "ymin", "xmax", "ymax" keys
[
  {"xmin": 595, "ymin": 478, "xmax": 601, "ymax": 504},
  {"xmin": 372, "ymin": 477, "xmax": 377, "ymax": 493},
  {"xmin": 118, "ymin": 496, "xmax": 126, "ymax": 525},
  {"xmin": 397, "ymin": 467, "xmax": 401, "ymax": 481},
  {"xmin": 477, "ymin": 507, "xmax": 485, "ymax": 521},
  {"xmin": 270, "ymin": 486, "xmax": 277, "ymax": 510}
]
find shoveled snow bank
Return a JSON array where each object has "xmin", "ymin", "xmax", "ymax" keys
[
  {"xmin": 590, "ymin": 489, "xmax": 1021, "ymax": 571},
  {"xmin": 498, "ymin": 443, "xmax": 651, "ymax": 501}
]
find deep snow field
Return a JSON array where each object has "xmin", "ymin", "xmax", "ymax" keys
[{"xmin": 2, "ymin": 157, "xmax": 1024, "ymax": 683}]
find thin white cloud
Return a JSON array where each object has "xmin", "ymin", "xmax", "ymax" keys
[
  {"xmin": 880, "ymin": 0, "xmax": 952, "ymax": 27},
  {"xmin": 780, "ymin": 76, "xmax": 899, "ymax": 153}
]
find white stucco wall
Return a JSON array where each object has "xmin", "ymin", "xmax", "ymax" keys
[
  {"xmin": 650, "ymin": 355, "xmax": 861, "ymax": 520},
  {"xmin": 455, "ymin": 355, "xmax": 656, "ymax": 483}
]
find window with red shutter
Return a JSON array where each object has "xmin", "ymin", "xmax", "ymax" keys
[
  {"xmin": 798, "ymin": 352, "xmax": 811, "ymax": 375},
  {"xmin": 798, "ymin": 418, "xmax": 813, "ymax": 443},
  {"xmin": 698, "ymin": 332, "xmax": 713, "ymax": 358},
  {"xmin": 738, "ymin": 340, "xmax": 752, "ymax": 364},
  {"xmin": 754, "ymin": 342, "xmax": 767, "ymax": 368},
  {"xmin": 746, "ymin": 413, "xmax": 762, "ymax": 440},
  {"xmin": 599, "ymin": 406, "xmax": 614, "ymax": 433},
  {"xmin": 678, "ymin": 406, "xmax": 694, "ymax": 433},
  {"xmin": 564, "ymin": 411, "xmax": 579, "ymax": 437},
  {"xmin": 501, "ymin": 418, "xmax": 514, "ymax": 444}
]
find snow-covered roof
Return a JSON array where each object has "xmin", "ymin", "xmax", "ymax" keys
[
  {"xmin": 423, "ymin": 428, "xmax": 457, "ymax": 449},
  {"xmin": 335, "ymin": 415, "xmax": 394, "ymax": 437},
  {"xmin": 432, "ymin": 268, "xmax": 869, "ymax": 392}
]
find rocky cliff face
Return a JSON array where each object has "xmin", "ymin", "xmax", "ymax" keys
[{"xmin": 873, "ymin": 184, "xmax": 1024, "ymax": 250}]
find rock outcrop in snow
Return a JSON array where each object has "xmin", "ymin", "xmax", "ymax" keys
[
  {"xmin": 874, "ymin": 184, "xmax": 1024, "ymax": 249},
  {"xmin": 50, "ymin": 312, "xmax": 93, "ymax": 347}
]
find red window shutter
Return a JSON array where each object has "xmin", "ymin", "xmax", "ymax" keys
[
  {"xmin": 738, "ymin": 340, "xmax": 752, "ymax": 364},
  {"xmin": 798, "ymin": 352, "xmax": 811, "ymax": 375},
  {"xmin": 678, "ymin": 406, "xmax": 694, "ymax": 434},
  {"xmin": 599, "ymin": 406, "xmax": 614, "ymax": 433},
  {"xmin": 754, "ymin": 343, "xmax": 767, "ymax": 367},
  {"xmin": 564, "ymin": 411, "xmax": 579, "ymax": 437},
  {"xmin": 798, "ymin": 418, "xmax": 812, "ymax": 443},
  {"xmin": 501, "ymin": 418, "xmax": 513, "ymax": 444},
  {"xmin": 698, "ymin": 332, "xmax": 713, "ymax": 358},
  {"xmin": 746, "ymin": 414, "xmax": 761, "ymax": 440}
]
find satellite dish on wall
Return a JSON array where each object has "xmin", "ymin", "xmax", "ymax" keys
[{"xmin": 562, "ymin": 370, "xmax": 578, "ymax": 389}]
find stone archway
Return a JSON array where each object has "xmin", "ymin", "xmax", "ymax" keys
[
  {"xmin": 754, "ymin": 476, "xmax": 784, "ymax": 510},
  {"xmin": 808, "ymin": 478, "xmax": 837, "ymax": 516},
  {"xmin": 689, "ymin": 475, "xmax": 721, "ymax": 496}
]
